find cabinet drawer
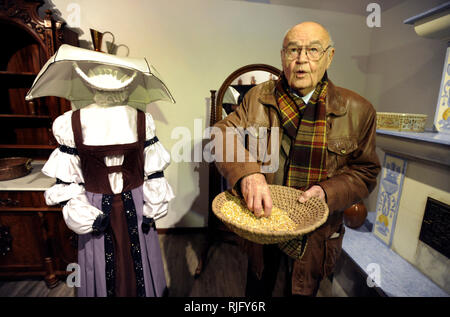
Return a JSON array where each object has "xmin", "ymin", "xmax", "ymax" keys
[
  {"xmin": 0, "ymin": 210, "xmax": 76, "ymax": 274},
  {"xmin": 0, "ymin": 212, "xmax": 45, "ymax": 271},
  {"xmin": 0, "ymin": 191, "xmax": 48, "ymax": 208}
]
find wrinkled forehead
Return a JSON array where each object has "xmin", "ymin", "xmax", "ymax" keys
[{"xmin": 283, "ymin": 25, "xmax": 330, "ymax": 48}]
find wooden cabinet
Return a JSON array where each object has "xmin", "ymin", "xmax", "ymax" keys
[{"xmin": 0, "ymin": 0, "xmax": 79, "ymax": 287}]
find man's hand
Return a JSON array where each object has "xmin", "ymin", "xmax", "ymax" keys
[
  {"xmin": 298, "ymin": 185, "xmax": 326, "ymax": 203},
  {"xmin": 240, "ymin": 173, "xmax": 273, "ymax": 218}
]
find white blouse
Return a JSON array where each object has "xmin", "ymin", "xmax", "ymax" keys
[{"xmin": 42, "ymin": 105, "xmax": 174, "ymax": 234}]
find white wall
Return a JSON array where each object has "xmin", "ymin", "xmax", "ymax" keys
[{"xmin": 46, "ymin": 0, "xmax": 372, "ymax": 228}]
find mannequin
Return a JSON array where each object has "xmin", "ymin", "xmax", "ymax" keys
[{"xmin": 39, "ymin": 60, "xmax": 174, "ymax": 297}]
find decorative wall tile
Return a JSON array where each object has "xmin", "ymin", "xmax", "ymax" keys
[
  {"xmin": 434, "ymin": 45, "xmax": 450, "ymax": 134},
  {"xmin": 373, "ymin": 154, "xmax": 408, "ymax": 247}
]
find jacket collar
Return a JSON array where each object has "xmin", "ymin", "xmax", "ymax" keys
[
  {"xmin": 258, "ymin": 75, "xmax": 347, "ymax": 116},
  {"xmin": 325, "ymin": 79, "xmax": 347, "ymax": 116}
]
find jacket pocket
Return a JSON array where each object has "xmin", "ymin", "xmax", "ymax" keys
[
  {"xmin": 327, "ymin": 137, "xmax": 358, "ymax": 174},
  {"xmin": 323, "ymin": 224, "xmax": 345, "ymax": 277},
  {"xmin": 246, "ymin": 124, "xmax": 271, "ymax": 163}
]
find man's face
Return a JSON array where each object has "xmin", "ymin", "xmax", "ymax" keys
[{"xmin": 281, "ymin": 23, "xmax": 334, "ymax": 96}]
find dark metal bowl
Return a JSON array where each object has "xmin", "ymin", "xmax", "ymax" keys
[{"xmin": 0, "ymin": 157, "xmax": 33, "ymax": 181}]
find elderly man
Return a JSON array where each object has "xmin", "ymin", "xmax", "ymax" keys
[{"xmin": 214, "ymin": 21, "xmax": 380, "ymax": 296}]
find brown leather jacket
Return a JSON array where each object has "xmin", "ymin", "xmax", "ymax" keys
[{"xmin": 213, "ymin": 78, "xmax": 381, "ymax": 295}]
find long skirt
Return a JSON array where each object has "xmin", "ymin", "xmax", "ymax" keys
[{"xmin": 76, "ymin": 185, "xmax": 167, "ymax": 297}]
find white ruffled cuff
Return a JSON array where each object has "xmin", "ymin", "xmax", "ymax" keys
[
  {"xmin": 42, "ymin": 148, "xmax": 84, "ymax": 184},
  {"xmin": 44, "ymin": 183, "xmax": 85, "ymax": 206},
  {"xmin": 143, "ymin": 177, "xmax": 175, "ymax": 220},
  {"xmin": 62, "ymin": 194, "xmax": 103, "ymax": 235},
  {"xmin": 144, "ymin": 142, "xmax": 171, "ymax": 176}
]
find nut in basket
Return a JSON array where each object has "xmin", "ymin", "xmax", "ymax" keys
[{"xmin": 212, "ymin": 185, "xmax": 329, "ymax": 244}]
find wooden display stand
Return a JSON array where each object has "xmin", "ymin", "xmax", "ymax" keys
[{"xmin": 0, "ymin": 0, "xmax": 79, "ymax": 288}]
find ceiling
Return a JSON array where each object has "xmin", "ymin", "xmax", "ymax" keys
[{"xmin": 229, "ymin": 0, "xmax": 419, "ymax": 16}]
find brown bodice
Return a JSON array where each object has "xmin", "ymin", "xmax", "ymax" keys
[{"xmin": 71, "ymin": 109, "xmax": 145, "ymax": 195}]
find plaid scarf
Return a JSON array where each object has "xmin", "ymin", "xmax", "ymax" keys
[
  {"xmin": 275, "ymin": 73, "xmax": 329, "ymax": 259},
  {"xmin": 275, "ymin": 73, "xmax": 328, "ymax": 190}
]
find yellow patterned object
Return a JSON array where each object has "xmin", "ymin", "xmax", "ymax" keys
[
  {"xmin": 443, "ymin": 108, "xmax": 450, "ymax": 121},
  {"xmin": 378, "ymin": 214, "xmax": 389, "ymax": 227},
  {"xmin": 376, "ymin": 112, "xmax": 427, "ymax": 132},
  {"xmin": 212, "ymin": 185, "xmax": 329, "ymax": 244}
]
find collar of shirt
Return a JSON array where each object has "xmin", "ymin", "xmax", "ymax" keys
[{"xmin": 290, "ymin": 88, "xmax": 315, "ymax": 104}]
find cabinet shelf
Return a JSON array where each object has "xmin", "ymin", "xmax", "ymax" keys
[
  {"xmin": 0, "ymin": 71, "xmax": 38, "ymax": 76},
  {"xmin": 0, "ymin": 114, "xmax": 51, "ymax": 120},
  {"xmin": 0, "ymin": 71, "xmax": 37, "ymax": 88},
  {"xmin": 0, "ymin": 207, "xmax": 61, "ymax": 212},
  {"xmin": 0, "ymin": 144, "xmax": 56, "ymax": 149}
]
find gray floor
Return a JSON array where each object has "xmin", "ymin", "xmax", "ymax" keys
[{"xmin": 0, "ymin": 232, "xmax": 334, "ymax": 297}]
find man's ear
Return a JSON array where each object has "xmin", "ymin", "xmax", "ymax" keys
[{"xmin": 326, "ymin": 48, "xmax": 335, "ymax": 69}]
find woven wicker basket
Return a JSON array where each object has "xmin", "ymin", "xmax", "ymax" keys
[{"xmin": 212, "ymin": 185, "xmax": 329, "ymax": 244}]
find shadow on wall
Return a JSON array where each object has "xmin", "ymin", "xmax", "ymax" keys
[
  {"xmin": 160, "ymin": 138, "xmax": 212, "ymax": 296},
  {"xmin": 398, "ymin": 159, "xmax": 450, "ymax": 191},
  {"xmin": 159, "ymin": 92, "xmax": 215, "ymax": 295},
  {"xmin": 170, "ymin": 138, "xmax": 211, "ymax": 228},
  {"xmin": 38, "ymin": 0, "xmax": 85, "ymax": 39},
  {"xmin": 164, "ymin": 94, "xmax": 214, "ymax": 228},
  {"xmin": 352, "ymin": 40, "xmax": 446, "ymax": 128},
  {"xmin": 147, "ymin": 102, "xmax": 169, "ymax": 124}
]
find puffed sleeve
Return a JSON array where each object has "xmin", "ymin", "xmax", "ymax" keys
[
  {"xmin": 142, "ymin": 113, "xmax": 175, "ymax": 226},
  {"xmin": 62, "ymin": 193, "xmax": 105, "ymax": 235},
  {"xmin": 143, "ymin": 113, "xmax": 171, "ymax": 175},
  {"xmin": 42, "ymin": 111, "xmax": 103, "ymax": 235},
  {"xmin": 142, "ymin": 176, "xmax": 175, "ymax": 221},
  {"xmin": 41, "ymin": 111, "xmax": 84, "ymax": 185}
]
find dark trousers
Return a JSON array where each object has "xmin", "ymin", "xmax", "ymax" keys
[
  {"xmin": 245, "ymin": 244, "xmax": 289, "ymax": 297},
  {"xmin": 245, "ymin": 244, "xmax": 320, "ymax": 297}
]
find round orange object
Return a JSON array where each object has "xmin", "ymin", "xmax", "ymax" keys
[{"xmin": 343, "ymin": 202, "xmax": 368, "ymax": 229}]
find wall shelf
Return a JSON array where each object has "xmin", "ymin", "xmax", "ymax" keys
[
  {"xmin": 376, "ymin": 129, "xmax": 450, "ymax": 166},
  {"xmin": 339, "ymin": 212, "xmax": 449, "ymax": 297},
  {"xmin": 403, "ymin": 2, "xmax": 450, "ymax": 40}
]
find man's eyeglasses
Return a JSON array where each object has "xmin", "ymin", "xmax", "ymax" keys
[{"xmin": 283, "ymin": 45, "xmax": 332, "ymax": 61}]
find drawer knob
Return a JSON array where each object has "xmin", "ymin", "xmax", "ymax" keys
[{"xmin": 0, "ymin": 198, "xmax": 19, "ymax": 207}]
